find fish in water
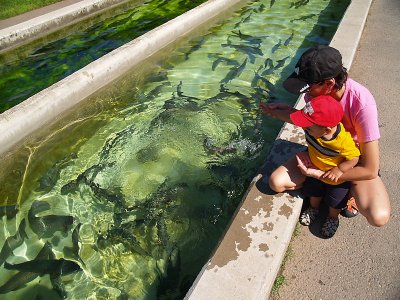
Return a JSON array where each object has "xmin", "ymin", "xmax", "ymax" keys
[
  {"xmin": 274, "ymin": 56, "xmax": 290, "ymax": 70},
  {"xmin": 234, "ymin": 12, "xmax": 253, "ymax": 28},
  {"xmin": 0, "ymin": 205, "xmax": 18, "ymax": 219},
  {"xmin": 185, "ymin": 37, "xmax": 205, "ymax": 60},
  {"xmin": 0, "ymin": 219, "xmax": 28, "ymax": 266},
  {"xmin": 260, "ymin": 59, "xmax": 275, "ymax": 76},
  {"xmin": 220, "ymin": 58, "xmax": 248, "ymax": 84},
  {"xmin": 0, "ymin": 242, "xmax": 55, "ymax": 294},
  {"xmin": 2, "ymin": 258, "xmax": 80, "ymax": 299},
  {"xmin": 290, "ymin": 13, "xmax": 316, "ymax": 23},
  {"xmin": 251, "ymin": 72, "xmax": 276, "ymax": 91},
  {"xmin": 0, "ymin": 270, "xmax": 40, "ymax": 294},
  {"xmin": 263, "ymin": 58, "xmax": 274, "ymax": 69},
  {"xmin": 211, "ymin": 56, "xmax": 239, "ymax": 71},
  {"xmin": 271, "ymin": 39, "xmax": 282, "ymax": 53},
  {"xmin": 63, "ymin": 224, "xmax": 85, "ymax": 267},
  {"xmin": 221, "ymin": 41, "xmax": 263, "ymax": 63},
  {"xmin": 255, "ymin": 3, "xmax": 265, "ymax": 12},
  {"xmin": 157, "ymin": 247, "xmax": 181, "ymax": 297},
  {"xmin": 39, "ymin": 154, "xmax": 77, "ymax": 192},
  {"xmin": 231, "ymin": 31, "xmax": 267, "ymax": 45},
  {"xmin": 4, "ymin": 258, "xmax": 81, "ymax": 277},
  {"xmin": 283, "ymin": 32, "xmax": 294, "ymax": 46},
  {"xmin": 292, "ymin": 0, "xmax": 310, "ymax": 9},
  {"xmin": 28, "ymin": 201, "xmax": 73, "ymax": 238}
]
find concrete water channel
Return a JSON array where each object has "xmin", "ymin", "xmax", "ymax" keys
[
  {"xmin": 0, "ymin": 0, "xmax": 209, "ymax": 112},
  {"xmin": 0, "ymin": 0, "xmax": 371, "ymax": 299}
]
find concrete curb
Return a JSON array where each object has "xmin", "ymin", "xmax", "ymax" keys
[
  {"xmin": 0, "ymin": 0, "xmax": 130, "ymax": 52},
  {"xmin": 185, "ymin": 0, "xmax": 373, "ymax": 299},
  {"xmin": 0, "ymin": 0, "xmax": 248, "ymax": 156}
]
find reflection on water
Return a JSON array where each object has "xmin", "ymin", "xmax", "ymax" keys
[
  {"xmin": 0, "ymin": 0, "xmax": 350, "ymax": 299},
  {"xmin": 0, "ymin": 0, "xmax": 208, "ymax": 113}
]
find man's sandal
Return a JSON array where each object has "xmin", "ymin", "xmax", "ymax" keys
[{"xmin": 341, "ymin": 197, "xmax": 359, "ymax": 218}]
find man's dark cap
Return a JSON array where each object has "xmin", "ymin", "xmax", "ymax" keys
[{"xmin": 283, "ymin": 45, "xmax": 343, "ymax": 94}]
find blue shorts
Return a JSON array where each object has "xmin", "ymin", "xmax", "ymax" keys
[{"xmin": 302, "ymin": 177, "xmax": 351, "ymax": 209}]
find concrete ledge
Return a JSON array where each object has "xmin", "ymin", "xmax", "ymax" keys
[
  {"xmin": 185, "ymin": 0, "xmax": 373, "ymax": 299},
  {"xmin": 0, "ymin": 0, "xmax": 131, "ymax": 52},
  {"xmin": 0, "ymin": 0, "xmax": 247, "ymax": 156},
  {"xmin": 330, "ymin": 0, "xmax": 373, "ymax": 69}
]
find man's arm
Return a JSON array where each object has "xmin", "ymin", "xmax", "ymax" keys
[
  {"xmin": 337, "ymin": 140, "xmax": 380, "ymax": 181},
  {"xmin": 322, "ymin": 156, "xmax": 359, "ymax": 182},
  {"xmin": 259, "ymin": 103, "xmax": 297, "ymax": 123},
  {"xmin": 337, "ymin": 156, "xmax": 360, "ymax": 172}
]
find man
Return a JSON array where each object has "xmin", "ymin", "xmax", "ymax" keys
[{"xmin": 260, "ymin": 45, "xmax": 390, "ymax": 227}]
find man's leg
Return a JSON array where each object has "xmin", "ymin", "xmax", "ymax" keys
[
  {"xmin": 269, "ymin": 155, "xmax": 306, "ymax": 192},
  {"xmin": 351, "ymin": 176, "xmax": 390, "ymax": 227}
]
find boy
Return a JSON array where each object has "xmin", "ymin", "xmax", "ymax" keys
[{"xmin": 289, "ymin": 95, "xmax": 360, "ymax": 238}]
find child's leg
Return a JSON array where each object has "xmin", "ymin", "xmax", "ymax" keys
[
  {"xmin": 299, "ymin": 178, "xmax": 324, "ymax": 226},
  {"xmin": 328, "ymin": 207, "xmax": 341, "ymax": 219},
  {"xmin": 321, "ymin": 182, "xmax": 352, "ymax": 238},
  {"xmin": 322, "ymin": 206, "xmax": 341, "ymax": 238},
  {"xmin": 309, "ymin": 196, "xmax": 322, "ymax": 209}
]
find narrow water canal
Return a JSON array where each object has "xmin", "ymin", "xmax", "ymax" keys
[{"xmin": 0, "ymin": 0, "xmax": 208, "ymax": 113}]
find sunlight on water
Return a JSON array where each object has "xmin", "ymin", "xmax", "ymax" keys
[{"xmin": 0, "ymin": 0, "xmax": 350, "ymax": 299}]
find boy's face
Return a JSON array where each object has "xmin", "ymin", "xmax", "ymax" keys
[
  {"xmin": 304, "ymin": 124, "xmax": 328, "ymax": 138},
  {"xmin": 306, "ymin": 79, "xmax": 336, "ymax": 97},
  {"xmin": 306, "ymin": 82, "xmax": 327, "ymax": 97}
]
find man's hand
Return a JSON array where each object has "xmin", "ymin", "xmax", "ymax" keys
[
  {"xmin": 296, "ymin": 152, "xmax": 325, "ymax": 178},
  {"xmin": 259, "ymin": 103, "xmax": 295, "ymax": 122}
]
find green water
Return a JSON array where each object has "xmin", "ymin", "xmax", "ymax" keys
[
  {"xmin": 0, "ymin": 0, "xmax": 350, "ymax": 299},
  {"xmin": 0, "ymin": 0, "xmax": 208, "ymax": 113}
]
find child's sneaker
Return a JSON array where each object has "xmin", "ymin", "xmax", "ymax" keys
[
  {"xmin": 321, "ymin": 217, "xmax": 339, "ymax": 238},
  {"xmin": 299, "ymin": 207, "xmax": 319, "ymax": 226}
]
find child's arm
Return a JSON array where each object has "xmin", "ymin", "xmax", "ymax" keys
[{"xmin": 322, "ymin": 156, "xmax": 359, "ymax": 182}]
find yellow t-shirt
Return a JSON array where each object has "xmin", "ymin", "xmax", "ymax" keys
[{"xmin": 306, "ymin": 123, "xmax": 360, "ymax": 184}]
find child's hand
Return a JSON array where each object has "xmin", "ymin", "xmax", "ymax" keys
[
  {"xmin": 322, "ymin": 167, "xmax": 343, "ymax": 182},
  {"xmin": 296, "ymin": 152, "xmax": 324, "ymax": 178}
]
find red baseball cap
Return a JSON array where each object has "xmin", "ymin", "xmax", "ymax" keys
[{"xmin": 290, "ymin": 95, "xmax": 343, "ymax": 127}]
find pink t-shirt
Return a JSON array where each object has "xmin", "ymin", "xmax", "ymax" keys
[
  {"xmin": 339, "ymin": 78, "xmax": 380, "ymax": 143},
  {"xmin": 305, "ymin": 78, "xmax": 380, "ymax": 143}
]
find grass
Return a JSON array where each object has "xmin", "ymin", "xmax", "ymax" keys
[
  {"xmin": 0, "ymin": 0, "xmax": 63, "ymax": 20},
  {"xmin": 270, "ymin": 223, "xmax": 301, "ymax": 299}
]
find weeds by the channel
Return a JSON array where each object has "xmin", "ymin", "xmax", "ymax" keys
[{"xmin": 270, "ymin": 223, "xmax": 301, "ymax": 299}]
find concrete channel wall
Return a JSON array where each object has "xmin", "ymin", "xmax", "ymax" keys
[
  {"xmin": 0, "ymin": 0, "xmax": 372, "ymax": 298},
  {"xmin": 0, "ymin": 0, "xmax": 131, "ymax": 52}
]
